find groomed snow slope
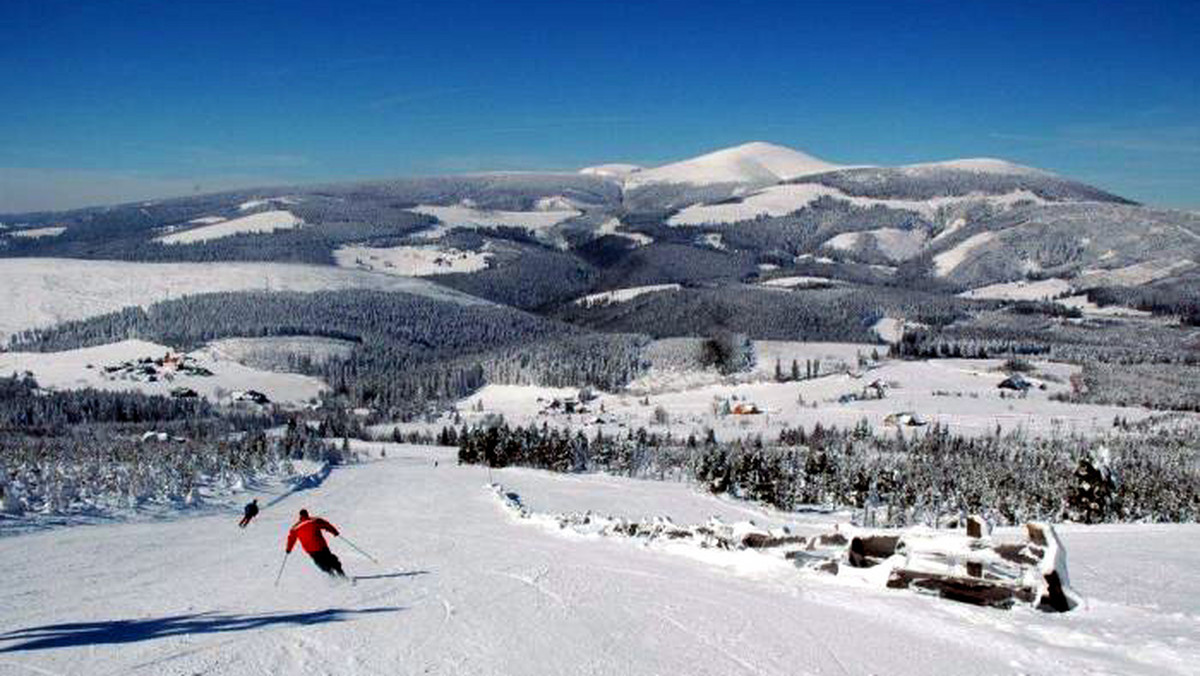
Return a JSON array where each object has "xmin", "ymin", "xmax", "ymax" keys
[
  {"xmin": 0, "ymin": 258, "xmax": 485, "ymax": 343},
  {"xmin": 2, "ymin": 445, "xmax": 1196, "ymax": 675}
]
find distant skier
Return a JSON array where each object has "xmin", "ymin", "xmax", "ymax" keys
[
  {"xmin": 238, "ymin": 498, "xmax": 259, "ymax": 528},
  {"xmin": 285, "ymin": 509, "xmax": 347, "ymax": 578}
]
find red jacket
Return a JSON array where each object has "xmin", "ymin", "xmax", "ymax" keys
[{"xmin": 286, "ymin": 517, "xmax": 339, "ymax": 554}]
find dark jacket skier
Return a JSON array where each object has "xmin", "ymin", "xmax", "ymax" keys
[
  {"xmin": 285, "ymin": 509, "xmax": 346, "ymax": 577},
  {"xmin": 238, "ymin": 499, "xmax": 259, "ymax": 528}
]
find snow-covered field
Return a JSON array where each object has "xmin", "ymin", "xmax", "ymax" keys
[
  {"xmin": 0, "ymin": 258, "xmax": 485, "ymax": 343},
  {"xmin": 6, "ymin": 226, "xmax": 66, "ymax": 239},
  {"xmin": 759, "ymin": 275, "xmax": 842, "ymax": 289},
  {"xmin": 410, "ymin": 203, "xmax": 579, "ymax": 239},
  {"xmin": 824, "ymin": 227, "xmax": 927, "ymax": 261},
  {"xmin": 2, "ymin": 444, "xmax": 1196, "ymax": 675},
  {"xmin": 207, "ymin": 336, "xmax": 358, "ymax": 372},
  {"xmin": 572, "ymin": 284, "xmax": 681, "ymax": 307},
  {"xmin": 934, "ymin": 231, "xmax": 996, "ymax": 276},
  {"xmin": 454, "ymin": 355, "xmax": 1175, "ymax": 440},
  {"xmin": 1077, "ymin": 258, "xmax": 1196, "ymax": 287},
  {"xmin": 668, "ymin": 184, "xmax": 834, "ymax": 225},
  {"xmin": 157, "ymin": 210, "xmax": 303, "ymax": 244},
  {"xmin": 960, "ymin": 278, "xmax": 1073, "ymax": 301},
  {"xmin": 334, "ymin": 244, "xmax": 492, "ymax": 276},
  {"xmin": 0, "ymin": 339, "xmax": 326, "ymax": 405}
]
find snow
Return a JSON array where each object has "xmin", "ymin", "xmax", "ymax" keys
[
  {"xmin": 1077, "ymin": 259, "xmax": 1197, "ymax": 287},
  {"xmin": 759, "ymin": 275, "xmax": 841, "ymax": 289},
  {"xmin": 188, "ymin": 216, "xmax": 227, "ymax": 225},
  {"xmin": 625, "ymin": 141, "xmax": 842, "ymax": 188},
  {"xmin": 454, "ymin": 356, "xmax": 1177, "ymax": 440},
  {"xmin": 578, "ymin": 163, "xmax": 643, "ymax": 179},
  {"xmin": 0, "ymin": 258, "xmax": 485, "ymax": 343},
  {"xmin": 902, "ymin": 157, "xmax": 1051, "ymax": 177},
  {"xmin": 668, "ymin": 184, "xmax": 837, "ymax": 225},
  {"xmin": 334, "ymin": 244, "xmax": 492, "ymax": 276},
  {"xmin": 0, "ymin": 339, "xmax": 326, "ymax": 405},
  {"xmin": 824, "ymin": 228, "xmax": 927, "ymax": 261},
  {"xmin": 7, "ymin": 226, "xmax": 66, "ymax": 239},
  {"xmin": 596, "ymin": 218, "xmax": 653, "ymax": 246},
  {"xmin": 668, "ymin": 183, "xmax": 1044, "ymax": 227},
  {"xmin": 157, "ymin": 210, "xmax": 303, "ymax": 244},
  {"xmin": 238, "ymin": 196, "xmax": 299, "ymax": 211},
  {"xmin": 3, "ymin": 445, "xmax": 1198, "ymax": 675},
  {"xmin": 872, "ymin": 317, "xmax": 908, "ymax": 343},
  {"xmin": 1058, "ymin": 295, "xmax": 1153, "ymax": 318},
  {"xmin": 933, "ymin": 231, "xmax": 996, "ymax": 276},
  {"xmin": 959, "ymin": 278, "xmax": 1073, "ymax": 301},
  {"xmin": 699, "ymin": 232, "xmax": 725, "ymax": 250},
  {"xmin": 410, "ymin": 203, "xmax": 579, "ymax": 238},
  {"xmin": 207, "ymin": 336, "xmax": 358, "ymax": 371},
  {"xmin": 572, "ymin": 284, "xmax": 681, "ymax": 307}
]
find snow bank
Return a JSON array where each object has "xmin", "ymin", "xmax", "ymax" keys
[{"xmin": 157, "ymin": 210, "xmax": 302, "ymax": 244}]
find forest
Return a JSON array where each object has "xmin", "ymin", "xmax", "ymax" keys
[{"xmin": 455, "ymin": 418, "xmax": 1200, "ymax": 525}]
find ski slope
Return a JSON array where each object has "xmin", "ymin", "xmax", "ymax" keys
[{"xmin": 2, "ymin": 445, "xmax": 1197, "ymax": 675}]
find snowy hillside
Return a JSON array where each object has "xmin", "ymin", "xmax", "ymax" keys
[
  {"xmin": 158, "ymin": 210, "xmax": 303, "ymax": 244},
  {"xmin": 0, "ymin": 258, "xmax": 485, "ymax": 343},
  {"xmin": 2, "ymin": 445, "xmax": 1197, "ymax": 675},
  {"xmin": 624, "ymin": 141, "xmax": 842, "ymax": 188},
  {"xmin": 0, "ymin": 339, "xmax": 326, "ymax": 405}
]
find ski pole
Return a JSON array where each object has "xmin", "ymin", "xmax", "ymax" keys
[
  {"xmin": 338, "ymin": 535, "xmax": 379, "ymax": 564},
  {"xmin": 274, "ymin": 551, "xmax": 290, "ymax": 587}
]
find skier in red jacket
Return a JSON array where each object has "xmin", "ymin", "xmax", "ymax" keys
[{"xmin": 286, "ymin": 509, "xmax": 346, "ymax": 578}]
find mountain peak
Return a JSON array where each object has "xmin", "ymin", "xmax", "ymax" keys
[{"xmin": 622, "ymin": 141, "xmax": 842, "ymax": 188}]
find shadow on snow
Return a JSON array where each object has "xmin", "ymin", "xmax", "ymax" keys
[
  {"xmin": 353, "ymin": 571, "xmax": 430, "ymax": 581},
  {"xmin": 0, "ymin": 607, "xmax": 402, "ymax": 653}
]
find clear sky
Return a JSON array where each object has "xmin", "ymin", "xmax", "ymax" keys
[{"xmin": 2, "ymin": 0, "xmax": 1197, "ymax": 212}]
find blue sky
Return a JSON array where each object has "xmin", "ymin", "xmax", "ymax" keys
[{"xmin": 1, "ymin": 0, "xmax": 1197, "ymax": 212}]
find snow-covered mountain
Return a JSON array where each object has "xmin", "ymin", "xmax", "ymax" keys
[
  {"xmin": 4, "ymin": 140, "xmax": 1196, "ymax": 298},
  {"xmin": 617, "ymin": 141, "xmax": 842, "ymax": 188}
]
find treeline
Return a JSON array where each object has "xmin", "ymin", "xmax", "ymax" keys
[
  {"xmin": 791, "ymin": 166, "xmax": 1131, "ymax": 204},
  {"xmin": 11, "ymin": 290, "xmax": 648, "ymax": 417},
  {"xmin": 0, "ymin": 417, "xmax": 347, "ymax": 517},
  {"xmin": 1051, "ymin": 362, "xmax": 1200, "ymax": 413},
  {"xmin": 434, "ymin": 239, "xmax": 599, "ymax": 310},
  {"xmin": 0, "ymin": 374, "xmax": 215, "ymax": 431},
  {"xmin": 891, "ymin": 307, "xmax": 1200, "ymax": 365},
  {"xmin": 557, "ymin": 284, "xmax": 969, "ymax": 342},
  {"xmin": 456, "ymin": 422, "xmax": 1200, "ymax": 525}
]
